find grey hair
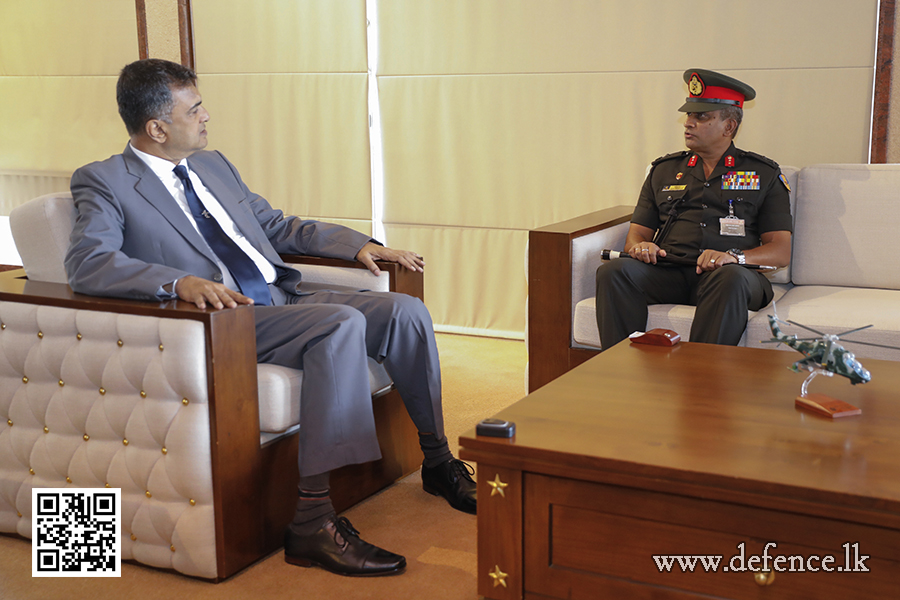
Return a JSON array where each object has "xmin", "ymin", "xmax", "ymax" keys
[{"xmin": 719, "ymin": 105, "xmax": 743, "ymax": 138}]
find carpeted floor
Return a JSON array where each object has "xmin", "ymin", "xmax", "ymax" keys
[{"xmin": 0, "ymin": 333, "xmax": 527, "ymax": 600}]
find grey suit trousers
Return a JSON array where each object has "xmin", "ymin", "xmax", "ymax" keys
[{"xmin": 254, "ymin": 287, "xmax": 442, "ymax": 476}]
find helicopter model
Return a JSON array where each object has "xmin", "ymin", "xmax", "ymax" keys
[{"xmin": 764, "ymin": 314, "xmax": 900, "ymax": 397}]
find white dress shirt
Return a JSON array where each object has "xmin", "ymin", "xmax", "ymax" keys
[{"xmin": 130, "ymin": 144, "xmax": 278, "ymax": 293}]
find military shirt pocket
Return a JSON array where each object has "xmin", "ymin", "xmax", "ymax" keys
[
  {"xmin": 725, "ymin": 190, "xmax": 761, "ymax": 221},
  {"xmin": 656, "ymin": 190, "xmax": 687, "ymax": 214}
]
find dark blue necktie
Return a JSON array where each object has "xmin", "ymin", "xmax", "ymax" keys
[{"xmin": 173, "ymin": 165, "xmax": 272, "ymax": 305}]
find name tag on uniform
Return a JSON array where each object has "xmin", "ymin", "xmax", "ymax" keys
[
  {"xmin": 722, "ymin": 171, "xmax": 759, "ymax": 190},
  {"xmin": 720, "ymin": 216, "xmax": 746, "ymax": 236},
  {"xmin": 661, "ymin": 185, "xmax": 686, "ymax": 192}
]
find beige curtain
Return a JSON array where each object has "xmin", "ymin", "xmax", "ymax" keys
[
  {"xmin": 0, "ymin": 0, "xmax": 138, "ymax": 180},
  {"xmin": 192, "ymin": 0, "xmax": 373, "ymax": 235},
  {"xmin": 377, "ymin": 0, "xmax": 877, "ymax": 338}
]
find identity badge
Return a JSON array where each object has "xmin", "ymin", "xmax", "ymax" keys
[{"xmin": 720, "ymin": 198, "xmax": 745, "ymax": 236}]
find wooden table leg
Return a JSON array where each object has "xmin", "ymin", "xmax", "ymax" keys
[{"xmin": 477, "ymin": 465, "xmax": 523, "ymax": 599}]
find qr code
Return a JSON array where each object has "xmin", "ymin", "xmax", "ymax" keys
[{"xmin": 32, "ymin": 488, "xmax": 121, "ymax": 577}]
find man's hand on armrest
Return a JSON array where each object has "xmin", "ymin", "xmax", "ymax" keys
[
  {"xmin": 356, "ymin": 241, "xmax": 425, "ymax": 276},
  {"xmin": 174, "ymin": 275, "xmax": 254, "ymax": 310}
]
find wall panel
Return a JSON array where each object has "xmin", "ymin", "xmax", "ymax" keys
[
  {"xmin": 0, "ymin": 0, "xmax": 137, "ymax": 76},
  {"xmin": 192, "ymin": 0, "xmax": 373, "ymax": 228},
  {"xmin": 199, "ymin": 74, "xmax": 372, "ymax": 221},
  {"xmin": 384, "ymin": 224, "xmax": 527, "ymax": 338},
  {"xmin": 0, "ymin": 0, "xmax": 138, "ymax": 184},
  {"xmin": 377, "ymin": 0, "xmax": 876, "ymax": 76},
  {"xmin": 192, "ymin": 0, "xmax": 367, "ymax": 73}
]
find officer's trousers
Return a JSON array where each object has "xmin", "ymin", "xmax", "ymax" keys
[{"xmin": 595, "ymin": 260, "xmax": 773, "ymax": 350}]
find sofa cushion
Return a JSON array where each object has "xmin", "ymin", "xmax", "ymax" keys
[
  {"xmin": 792, "ymin": 165, "xmax": 900, "ymax": 290},
  {"xmin": 745, "ymin": 285, "xmax": 900, "ymax": 361}
]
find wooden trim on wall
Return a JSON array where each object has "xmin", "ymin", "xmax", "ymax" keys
[
  {"xmin": 135, "ymin": 0, "xmax": 149, "ymax": 60},
  {"xmin": 872, "ymin": 0, "xmax": 896, "ymax": 163},
  {"xmin": 178, "ymin": 0, "xmax": 195, "ymax": 70}
]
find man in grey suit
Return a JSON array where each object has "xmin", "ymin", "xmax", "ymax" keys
[{"xmin": 65, "ymin": 58, "xmax": 475, "ymax": 577}]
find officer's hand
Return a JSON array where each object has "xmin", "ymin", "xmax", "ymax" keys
[
  {"xmin": 696, "ymin": 250, "xmax": 735, "ymax": 274},
  {"xmin": 175, "ymin": 275, "xmax": 254, "ymax": 310},
  {"xmin": 629, "ymin": 242, "xmax": 666, "ymax": 265}
]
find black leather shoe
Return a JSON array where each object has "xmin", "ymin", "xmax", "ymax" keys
[
  {"xmin": 284, "ymin": 514, "xmax": 406, "ymax": 577},
  {"xmin": 421, "ymin": 458, "xmax": 477, "ymax": 515}
]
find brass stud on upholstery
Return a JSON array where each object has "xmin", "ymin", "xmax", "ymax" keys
[
  {"xmin": 159, "ymin": 344, "xmax": 164, "ymax": 351},
  {"xmin": 123, "ymin": 439, "xmax": 129, "ymax": 446},
  {"xmin": 140, "ymin": 391, "xmax": 147, "ymax": 398},
  {"xmin": 37, "ymin": 331, "xmax": 43, "ymax": 339},
  {"xmin": 43, "ymin": 427, "xmax": 49, "ymax": 434},
  {"xmin": 182, "ymin": 398, "xmax": 189, "ymax": 405},
  {"xmin": 6, "ymin": 420, "xmax": 11, "ymax": 427},
  {"xmin": 170, "ymin": 545, "xmax": 176, "ymax": 553},
  {"xmin": 0, "ymin": 323, "xmax": 5, "ymax": 329},
  {"xmin": 58, "ymin": 380, "xmax": 64, "ymax": 387},
  {"xmin": 66, "ymin": 477, "xmax": 72, "ymax": 483},
  {"xmin": 17, "ymin": 512, "xmax": 21, "ymax": 517},
  {"xmin": 189, "ymin": 499, "xmax": 196, "ymax": 506},
  {"xmin": 99, "ymin": 387, "xmax": 106, "ymax": 395},
  {"xmin": 77, "ymin": 333, "xmax": 82, "ymax": 340},
  {"xmin": 145, "ymin": 491, "xmax": 151, "ymax": 498},
  {"xmin": 21, "ymin": 376, "xmax": 27, "ymax": 384},
  {"xmin": 105, "ymin": 483, "xmax": 111, "ymax": 488},
  {"xmin": 29, "ymin": 468, "xmax": 34, "ymax": 475},
  {"xmin": 161, "ymin": 447, "xmax": 167, "ymax": 455},
  {"xmin": 83, "ymin": 434, "xmax": 90, "ymax": 442},
  {"xmin": 131, "ymin": 534, "xmax": 137, "ymax": 541},
  {"xmin": 117, "ymin": 339, "xmax": 123, "ymax": 347}
]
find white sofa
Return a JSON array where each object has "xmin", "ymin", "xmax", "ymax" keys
[
  {"xmin": 528, "ymin": 164, "xmax": 900, "ymax": 391},
  {"xmin": 0, "ymin": 192, "xmax": 422, "ymax": 579}
]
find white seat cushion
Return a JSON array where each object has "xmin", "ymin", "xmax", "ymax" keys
[
  {"xmin": 746, "ymin": 285, "xmax": 900, "ymax": 361},
  {"xmin": 257, "ymin": 358, "xmax": 393, "ymax": 433}
]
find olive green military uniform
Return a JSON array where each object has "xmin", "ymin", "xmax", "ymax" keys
[{"xmin": 595, "ymin": 143, "xmax": 792, "ymax": 347}]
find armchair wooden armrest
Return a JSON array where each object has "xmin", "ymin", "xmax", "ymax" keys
[
  {"xmin": 280, "ymin": 255, "xmax": 424, "ymax": 300},
  {"xmin": 528, "ymin": 206, "xmax": 633, "ymax": 391}
]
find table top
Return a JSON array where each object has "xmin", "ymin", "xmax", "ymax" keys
[{"xmin": 460, "ymin": 341, "xmax": 900, "ymax": 514}]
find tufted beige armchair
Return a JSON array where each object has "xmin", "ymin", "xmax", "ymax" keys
[{"xmin": 0, "ymin": 193, "xmax": 422, "ymax": 580}]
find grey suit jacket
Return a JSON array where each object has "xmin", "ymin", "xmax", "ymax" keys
[{"xmin": 66, "ymin": 145, "xmax": 373, "ymax": 301}]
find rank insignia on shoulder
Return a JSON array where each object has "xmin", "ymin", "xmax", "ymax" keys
[
  {"xmin": 725, "ymin": 155, "xmax": 735, "ymax": 168},
  {"xmin": 662, "ymin": 185, "xmax": 687, "ymax": 192},
  {"xmin": 688, "ymin": 155, "xmax": 698, "ymax": 167},
  {"xmin": 779, "ymin": 173, "xmax": 791, "ymax": 192},
  {"xmin": 722, "ymin": 171, "xmax": 759, "ymax": 190}
]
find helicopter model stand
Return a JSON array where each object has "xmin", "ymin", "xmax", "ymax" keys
[{"xmin": 794, "ymin": 372, "xmax": 862, "ymax": 418}]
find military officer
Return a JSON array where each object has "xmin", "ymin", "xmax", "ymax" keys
[{"xmin": 595, "ymin": 69, "xmax": 793, "ymax": 348}]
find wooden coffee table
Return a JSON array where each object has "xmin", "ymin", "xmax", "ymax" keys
[{"xmin": 459, "ymin": 342, "xmax": 900, "ymax": 599}]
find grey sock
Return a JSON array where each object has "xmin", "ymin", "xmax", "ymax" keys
[
  {"xmin": 419, "ymin": 433, "xmax": 453, "ymax": 468},
  {"xmin": 290, "ymin": 472, "xmax": 334, "ymax": 536}
]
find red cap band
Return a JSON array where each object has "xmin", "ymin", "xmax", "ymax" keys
[{"xmin": 696, "ymin": 85, "xmax": 745, "ymax": 107}]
